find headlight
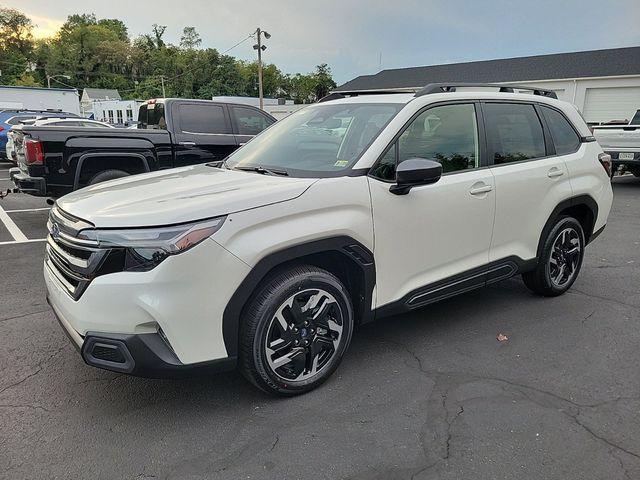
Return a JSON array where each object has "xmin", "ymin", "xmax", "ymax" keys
[{"xmin": 78, "ymin": 217, "xmax": 226, "ymax": 272}]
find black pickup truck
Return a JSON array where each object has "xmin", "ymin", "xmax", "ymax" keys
[{"xmin": 9, "ymin": 98, "xmax": 276, "ymax": 197}]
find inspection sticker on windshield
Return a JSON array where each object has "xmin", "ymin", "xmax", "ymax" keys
[{"xmin": 334, "ymin": 160, "xmax": 349, "ymax": 167}]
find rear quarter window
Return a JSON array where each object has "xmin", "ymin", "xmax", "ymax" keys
[{"xmin": 540, "ymin": 106, "xmax": 581, "ymax": 155}]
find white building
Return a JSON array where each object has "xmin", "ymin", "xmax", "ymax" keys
[
  {"xmin": 80, "ymin": 88, "xmax": 121, "ymax": 116},
  {"xmin": 89, "ymin": 99, "xmax": 143, "ymax": 125},
  {"xmin": 336, "ymin": 46, "xmax": 640, "ymax": 125},
  {"xmin": 0, "ymin": 85, "xmax": 80, "ymax": 114}
]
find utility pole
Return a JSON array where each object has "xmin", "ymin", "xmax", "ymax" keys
[
  {"xmin": 46, "ymin": 74, "xmax": 71, "ymax": 88},
  {"xmin": 253, "ymin": 28, "xmax": 271, "ymax": 110},
  {"xmin": 160, "ymin": 76, "xmax": 166, "ymax": 98}
]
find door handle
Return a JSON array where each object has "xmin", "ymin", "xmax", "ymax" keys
[
  {"xmin": 469, "ymin": 185, "xmax": 493, "ymax": 195},
  {"xmin": 547, "ymin": 167, "xmax": 564, "ymax": 178},
  {"xmin": 179, "ymin": 141, "xmax": 196, "ymax": 147}
]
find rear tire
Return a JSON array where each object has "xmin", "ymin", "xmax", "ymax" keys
[
  {"xmin": 523, "ymin": 216, "xmax": 585, "ymax": 297},
  {"xmin": 239, "ymin": 265, "xmax": 354, "ymax": 396},
  {"xmin": 88, "ymin": 169, "xmax": 130, "ymax": 185}
]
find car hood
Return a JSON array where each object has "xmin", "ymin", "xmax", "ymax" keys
[{"xmin": 56, "ymin": 165, "xmax": 317, "ymax": 228}]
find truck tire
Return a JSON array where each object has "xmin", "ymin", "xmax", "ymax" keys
[
  {"xmin": 239, "ymin": 265, "xmax": 354, "ymax": 396},
  {"xmin": 88, "ymin": 169, "xmax": 130, "ymax": 185}
]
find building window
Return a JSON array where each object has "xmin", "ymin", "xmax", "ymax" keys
[
  {"xmin": 126, "ymin": 109, "xmax": 133, "ymax": 121},
  {"xmin": 103, "ymin": 110, "xmax": 106, "ymax": 121},
  {"xmin": 117, "ymin": 110, "xmax": 123, "ymax": 124},
  {"xmin": 108, "ymin": 110, "xmax": 114, "ymax": 123}
]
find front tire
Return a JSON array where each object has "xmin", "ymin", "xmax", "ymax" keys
[
  {"xmin": 239, "ymin": 265, "xmax": 354, "ymax": 396},
  {"xmin": 523, "ymin": 216, "xmax": 585, "ymax": 296}
]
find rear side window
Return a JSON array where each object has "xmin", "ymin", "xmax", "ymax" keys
[
  {"xmin": 232, "ymin": 106, "xmax": 274, "ymax": 135},
  {"xmin": 484, "ymin": 103, "xmax": 545, "ymax": 164},
  {"xmin": 540, "ymin": 106, "xmax": 580, "ymax": 155},
  {"xmin": 179, "ymin": 104, "xmax": 228, "ymax": 134}
]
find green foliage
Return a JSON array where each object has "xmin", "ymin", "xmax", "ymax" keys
[{"xmin": 0, "ymin": 8, "xmax": 338, "ymax": 103}]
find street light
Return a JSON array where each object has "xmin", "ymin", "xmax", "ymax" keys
[
  {"xmin": 46, "ymin": 74, "xmax": 71, "ymax": 88},
  {"xmin": 253, "ymin": 28, "xmax": 271, "ymax": 110}
]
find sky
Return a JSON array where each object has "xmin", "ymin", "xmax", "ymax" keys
[{"xmin": 3, "ymin": 0, "xmax": 640, "ymax": 85}]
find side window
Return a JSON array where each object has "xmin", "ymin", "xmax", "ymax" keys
[
  {"xmin": 484, "ymin": 103, "xmax": 545, "ymax": 164},
  {"xmin": 232, "ymin": 106, "xmax": 274, "ymax": 135},
  {"xmin": 540, "ymin": 106, "xmax": 580, "ymax": 155},
  {"xmin": 398, "ymin": 104, "xmax": 479, "ymax": 173},
  {"xmin": 179, "ymin": 104, "xmax": 228, "ymax": 134},
  {"xmin": 369, "ymin": 144, "xmax": 396, "ymax": 181}
]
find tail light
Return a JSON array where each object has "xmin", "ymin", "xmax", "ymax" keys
[
  {"xmin": 24, "ymin": 138, "xmax": 44, "ymax": 165},
  {"xmin": 598, "ymin": 153, "xmax": 612, "ymax": 177},
  {"xmin": 0, "ymin": 126, "xmax": 4, "ymax": 132}
]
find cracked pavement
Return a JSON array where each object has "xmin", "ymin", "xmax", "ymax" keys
[{"xmin": 1, "ymin": 175, "xmax": 639, "ymax": 479}]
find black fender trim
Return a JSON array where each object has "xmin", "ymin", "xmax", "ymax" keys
[
  {"xmin": 536, "ymin": 195, "xmax": 598, "ymax": 259},
  {"xmin": 222, "ymin": 236, "xmax": 376, "ymax": 358},
  {"xmin": 73, "ymin": 152, "xmax": 151, "ymax": 190}
]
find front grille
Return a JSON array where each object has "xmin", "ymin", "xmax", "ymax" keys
[{"xmin": 46, "ymin": 206, "xmax": 107, "ymax": 300}]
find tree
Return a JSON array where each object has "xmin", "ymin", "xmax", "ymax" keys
[
  {"xmin": 180, "ymin": 27, "xmax": 201, "ymax": 49},
  {"xmin": 152, "ymin": 24, "xmax": 166, "ymax": 49},
  {"xmin": 0, "ymin": 8, "xmax": 34, "ymax": 55},
  {"xmin": 313, "ymin": 63, "xmax": 337, "ymax": 100}
]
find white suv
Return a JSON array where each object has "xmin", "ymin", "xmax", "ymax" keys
[{"xmin": 45, "ymin": 84, "xmax": 613, "ymax": 395}]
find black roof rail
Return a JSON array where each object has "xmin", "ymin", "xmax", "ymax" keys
[
  {"xmin": 414, "ymin": 83, "xmax": 558, "ymax": 99},
  {"xmin": 318, "ymin": 88, "xmax": 418, "ymax": 103}
]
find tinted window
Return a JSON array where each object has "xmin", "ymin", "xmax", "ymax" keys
[
  {"xmin": 232, "ymin": 106, "xmax": 274, "ymax": 135},
  {"xmin": 371, "ymin": 103, "xmax": 479, "ymax": 180},
  {"xmin": 179, "ymin": 104, "xmax": 228, "ymax": 134},
  {"xmin": 541, "ymin": 106, "xmax": 580, "ymax": 155},
  {"xmin": 631, "ymin": 110, "xmax": 640, "ymax": 125},
  {"xmin": 138, "ymin": 102, "xmax": 166, "ymax": 130},
  {"xmin": 484, "ymin": 103, "xmax": 545, "ymax": 164}
]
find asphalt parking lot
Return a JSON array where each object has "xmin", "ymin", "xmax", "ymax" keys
[{"xmin": 1, "ymin": 161, "xmax": 639, "ymax": 480}]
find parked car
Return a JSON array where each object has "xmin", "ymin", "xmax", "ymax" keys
[
  {"xmin": 0, "ymin": 109, "xmax": 78, "ymax": 161},
  {"xmin": 593, "ymin": 109, "xmax": 640, "ymax": 177},
  {"xmin": 45, "ymin": 83, "xmax": 612, "ymax": 395},
  {"xmin": 5, "ymin": 118, "xmax": 114, "ymax": 163},
  {"xmin": 9, "ymin": 98, "xmax": 276, "ymax": 197}
]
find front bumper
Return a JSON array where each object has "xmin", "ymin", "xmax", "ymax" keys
[
  {"xmin": 48, "ymin": 296, "xmax": 236, "ymax": 377},
  {"xmin": 9, "ymin": 167, "xmax": 47, "ymax": 195},
  {"xmin": 45, "ymin": 236, "xmax": 251, "ymax": 372}
]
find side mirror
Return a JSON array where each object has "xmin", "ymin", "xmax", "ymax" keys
[{"xmin": 389, "ymin": 158, "xmax": 442, "ymax": 195}]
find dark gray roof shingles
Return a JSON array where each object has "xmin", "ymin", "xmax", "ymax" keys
[{"xmin": 337, "ymin": 46, "xmax": 640, "ymax": 91}]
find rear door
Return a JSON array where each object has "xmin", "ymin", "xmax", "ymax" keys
[
  {"xmin": 484, "ymin": 101, "xmax": 573, "ymax": 264},
  {"xmin": 229, "ymin": 105, "xmax": 275, "ymax": 147},
  {"xmin": 172, "ymin": 102, "xmax": 237, "ymax": 166}
]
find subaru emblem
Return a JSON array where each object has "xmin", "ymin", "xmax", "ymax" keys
[{"xmin": 50, "ymin": 222, "xmax": 61, "ymax": 239}]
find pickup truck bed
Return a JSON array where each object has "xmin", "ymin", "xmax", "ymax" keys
[{"xmin": 593, "ymin": 124, "xmax": 640, "ymax": 176}]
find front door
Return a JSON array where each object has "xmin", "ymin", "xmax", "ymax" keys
[
  {"xmin": 229, "ymin": 104, "xmax": 276, "ymax": 147},
  {"xmin": 369, "ymin": 102, "xmax": 496, "ymax": 311}
]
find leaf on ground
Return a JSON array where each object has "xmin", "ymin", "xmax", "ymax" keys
[{"xmin": 496, "ymin": 333, "xmax": 509, "ymax": 342}]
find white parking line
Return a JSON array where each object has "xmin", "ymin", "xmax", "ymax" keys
[
  {"xmin": 0, "ymin": 178, "xmax": 10, "ymax": 181},
  {"xmin": 0, "ymin": 238, "xmax": 46, "ymax": 246},
  {"xmin": 0, "ymin": 203, "xmax": 28, "ymax": 241},
  {"xmin": 4, "ymin": 207, "xmax": 50, "ymax": 213}
]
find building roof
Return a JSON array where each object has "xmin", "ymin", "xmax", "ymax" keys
[
  {"xmin": 82, "ymin": 88, "xmax": 121, "ymax": 100},
  {"xmin": 337, "ymin": 46, "xmax": 640, "ymax": 92},
  {"xmin": 0, "ymin": 84, "xmax": 77, "ymax": 93}
]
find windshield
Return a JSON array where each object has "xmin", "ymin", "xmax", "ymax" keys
[{"xmin": 225, "ymin": 103, "xmax": 403, "ymax": 176}]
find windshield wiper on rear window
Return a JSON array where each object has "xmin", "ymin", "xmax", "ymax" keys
[{"xmin": 233, "ymin": 165, "xmax": 289, "ymax": 176}]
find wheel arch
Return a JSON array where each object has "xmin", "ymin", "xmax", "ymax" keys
[
  {"xmin": 536, "ymin": 195, "xmax": 598, "ymax": 260},
  {"xmin": 222, "ymin": 236, "xmax": 376, "ymax": 358},
  {"xmin": 73, "ymin": 152, "xmax": 151, "ymax": 189}
]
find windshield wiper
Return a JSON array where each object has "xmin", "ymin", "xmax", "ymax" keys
[{"xmin": 233, "ymin": 165, "xmax": 289, "ymax": 176}]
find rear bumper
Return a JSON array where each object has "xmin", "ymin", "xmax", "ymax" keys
[
  {"xmin": 605, "ymin": 151, "xmax": 640, "ymax": 167},
  {"xmin": 9, "ymin": 167, "xmax": 47, "ymax": 195},
  {"xmin": 48, "ymin": 296, "xmax": 237, "ymax": 378}
]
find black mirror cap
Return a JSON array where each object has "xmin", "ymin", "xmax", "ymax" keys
[{"xmin": 389, "ymin": 158, "xmax": 443, "ymax": 195}]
